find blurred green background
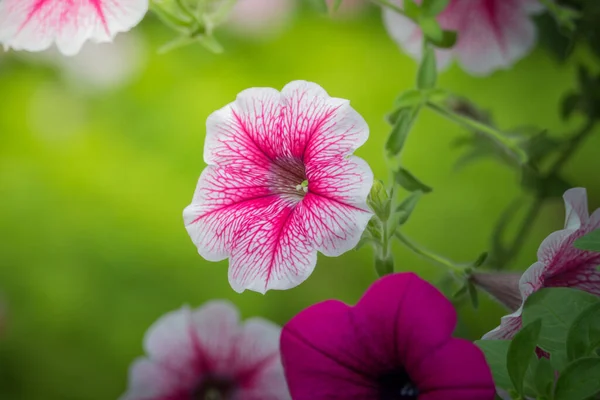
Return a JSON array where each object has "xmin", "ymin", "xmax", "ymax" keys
[{"xmin": 0, "ymin": 2, "xmax": 599, "ymax": 399}]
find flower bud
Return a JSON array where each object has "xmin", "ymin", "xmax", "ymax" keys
[
  {"xmin": 368, "ymin": 180, "xmax": 391, "ymax": 221},
  {"xmin": 470, "ymin": 272, "xmax": 522, "ymax": 311},
  {"xmin": 375, "ymin": 256, "xmax": 394, "ymax": 277}
]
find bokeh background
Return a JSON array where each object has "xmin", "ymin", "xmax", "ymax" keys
[{"xmin": 1, "ymin": 1, "xmax": 599, "ymax": 399}]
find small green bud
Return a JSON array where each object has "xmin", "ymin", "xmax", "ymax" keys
[
  {"xmin": 375, "ymin": 256, "xmax": 394, "ymax": 277},
  {"xmin": 368, "ymin": 180, "xmax": 392, "ymax": 221}
]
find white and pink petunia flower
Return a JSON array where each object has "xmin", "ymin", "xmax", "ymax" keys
[
  {"xmin": 183, "ymin": 80, "xmax": 373, "ymax": 294},
  {"xmin": 382, "ymin": 0, "xmax": 543, "ymax": 76},
  {"xmin": 483, "ymin": 188, "xmax": 600, "ymax": 340},
  {"xmin": 0, "ymin": 0, "xmax": 148, "ymax": 56},
  {"xmin": 121, "ymin": 301, "xmax": 291, "ymax": 400}
]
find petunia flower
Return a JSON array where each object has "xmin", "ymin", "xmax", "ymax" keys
[
  {"xmin": 382, "ymin": 0, "xmax": 543, "ymax": 76},
  {"xmin": 0, "ymin": 0, "xmax": 148, "ymax": 56},
  {"xmin": 121, "ymin": 300, "xmax": 290, "ymax": 400},
  {"xmin": 480, "ymin": 187, "xmax": 600, "ymax": 340},
  {"xmin": 183, "ymin": 80, "xmax": 373, "ymax": 294},
  {"xmin": 280, "ymin": 272, "xmax": 496, "ymax": 399}
]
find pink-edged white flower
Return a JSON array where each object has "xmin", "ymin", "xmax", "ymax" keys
[
  {"xmin": 121, "ymin": 301, "xmax": 290, "ymax": 400},
  {"xmin": 0, "ymin": 0, "xmax": 148, "ymax": 56},
  {"xmin": 482, "ymin": 188, "xmax": 600, "ymax": 340},
  {"xmin": 183, "ymin": 80, "xmax": 373, "ymax": 294},
  {"xmin": 383, "ymin": 0, "xmax": 543, "ymax": 76}
]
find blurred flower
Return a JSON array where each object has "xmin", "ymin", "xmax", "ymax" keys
[
  {"xmin": 121, "ymin": 301, "xmax": 290, "ymax": 400},
  {"xmin": 0, "ymin": 0, "xmax": 148, "ymax": 56},
  {"xmin": 482, "ymin": 187, "xmax": 600, "ymax": 340},
  {"xmin": 184, "ymin": 80, "xmax": 373, "ymax": 294},
  {"xmin": 382, "ymin": 0, "xmax": 543, "ymax": 76},
  {"xmin": 280, "ymin": 272, "xmax": 496, "ymax": 399},
  {"xmin": 226, "ymin": 0, "xmax": 297, "ymax": 38}
]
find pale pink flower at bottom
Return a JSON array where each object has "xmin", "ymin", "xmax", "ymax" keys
[
  {"xmin": 121, "ymin": 301, "xmax": 290, "ymax": 400},
  {"xmin": 183, "ymin": 80, "xmax": 373, "ymax": 294},
  {"xmin": 483, "ymin": 188, "xmax": 600, "ymax": 339},
  {"xmin": 0, "ymin": 0, "xmax": 148, "ymax": 56},
  {"xmin": 383, "ymin": 0, "xmax": 543, "ymax": 76}
]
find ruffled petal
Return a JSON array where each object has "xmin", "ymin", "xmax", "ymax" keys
[
  {"xmin": 0, "ymin": 0, "xmax": 148, "ymax": 56},
  {"xmin": 226, "ymin": 197, "xmax": 317, "ymax": 293},
  {"xmin": 452, "ymin": 0, "xmax": 538, "ymax": 76},
  {"xmin": 563, "ymin": 188, "xmax": 589, "ymax": 230},
  {"xmin": 414, "ymin": 339, "xmax": 495, "ymax": 399},
  {"xmin": 280, "ymin": 300, "xmax": 379, "ymax": 399},
  {"xmin": 120, "ymin": 358, "xmax": 186, "ymax": 400},
  {"xmin": 235, "ymin": 318, "xmax": 290, "ymax": 399},
  {"xmin": 352, "ymin": 273, "xmax": 457, "ymax": 370},
  {"xmin": 481, "ymin": 307, "xmax": 523, "ymax": 340}
]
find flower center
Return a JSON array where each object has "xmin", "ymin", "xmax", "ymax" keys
[
  {"xmin": 268, "ymin": 157, "xmax": 308, "ymax": 199},
  {"xmin": 191, "ymin": 375, "xmax": 236, "ymax": 400},
  {"xmin": 378, "ymin": 369, "xmax": 419, "ymax": 400}
]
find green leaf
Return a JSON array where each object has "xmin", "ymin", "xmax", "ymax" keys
[
  {"xmin": 467, "ymin": 281, "xmax": 479, "ymax": 309},
  {"xmin": 573, "ymin": 229, "xmax": 600, "ymax": 252},
  {"xmin": 452, "ymin": 283, "xmax": 468, "ymax": 299},
  {"xmin": 561, "ymin": 93, "xmax": 581, "ymax": 120},
  {"xmin": 403, "ymin": 0, "xmax": 420, "ymax": 19},
  {"xmin": 532, "ymin": 356, "xmax": 555, "ymax": 399},
  {"xmin": 392, "ymin": 89, "xmax": 424, "ymax": 109},
  {"xmin": 396, "ymin": 191, "xmax": 422, "ymax": 225},
  {"xmin": 419, "ymin": 16, "xmax": 443, "ymax": 43},
  {"xmin": 475, "ymin": 340, "xmax": 514, "ymax": 390},
  {"xmin": 507, "ymin": 319, "xmax": 542, "ymax": 395},
  {"xmin": 522, "ymin": 288, "xmax": 600, "ymax": 371},
  {"xmin": 394, "ymin": 168, "xmax": 432, "ymax": 193},
  {"xmin": 472, "ymin": 252, "xmax": 488, "ymax": 268},
  {"xmin": 567, "ymin": 302, "xmax": 600, "ymax": 361},
  {"xmin": 385, "ymin": 107, "xmax": 420, "ymax": 156},
  {"xmin": 417, "ymin": 45, "xmax": 437, "ymax": 90},
  {"xmin": 554, "ymin": 357, "xmax": 600, "ymax": 400},
  {"xmin": 428, "ymin": 30, "xmax": 457, "ymax": 49},
  {"xmin": 421, "ymin": 0, "xmax": 450, "ymax": 16}
]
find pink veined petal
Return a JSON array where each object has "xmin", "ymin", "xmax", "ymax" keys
[
  {"xmin": 279, "ymin": 80, "xmax": 370, "ymax": 163},
  {"xmin": 234, "ymin": 318, "xmax": 290, "ymax": 400},
  {"xmin": 120, "ymin": 358, "xmax": 185, "ymax": 400},
  {"xmin": 414, "ymin": 339, "xmax": 495, "ymax": 399},
  {"xmin": 0, "ymin": 0, "xmax": 148, "ymax": 56},
  {"xmin": 452, "ymin": 0, "xmax": 538, "ymax": 76},
  {"xmin": 536, "ymin": 228, "xmax": 577, "ymax": 270},
  {"xmin": 280, "ymin": 300, "xmax": 381, "ymax": 399},
  {"xmin": 563, "ymin": 187, "xmax": 589, "ymax": 230},
  {"xmin": 481, "ymin": 308, "xmax": 523, "ymax": 340},
  {"xmin": 183, "ymin": 164, "xmax": 273, "ymax": 262},
  {"xmin": 226, "ymin": 196, "xmax": 316, "ymax": 293}
]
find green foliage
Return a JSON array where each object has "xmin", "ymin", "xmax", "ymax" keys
[
  {"xmin": 421, "ymin": 0, "xmax": 450, "ymax": 17},
  {"xmin": 367, "ymin": 180, "xmax": 392, "ymax": 222},
  {"xmin": 567, "ymin": 302, "xmax": 600, "ymax": 360},
  {"xmin": 396, "ymin": 191, "xmax": 422, "ymax": 225},
  {"xmin": 573, "ymin": 229, "xmax": 600, "ymax": 252},
  {"xmin": 554, "ymin": 357, "xmax": 600, "ymax": 400},
  {"xmin": 507, "ymin": 319, "xmax": 542, "ymax": 394},
  {"xmin": 386, "ymin": 107, "xmax": 421, "ymax": 155},
  {"xmin": 394, "ymin": 168, "xmax": 432, "ymax": 193},
  {"xmin": 532, "ymin": 357, "xmax": 555, "ymax": 399},
  {"xmin": 475, "ymin": 340, "xmax": 514, "ymax": 390},
  {"xmin": 417, "ymin": 45, "xmax": 437, "ymax": 90},
  {"xmin": 375, "ymin": 256, "xmax": 395, "ymax": 276}
]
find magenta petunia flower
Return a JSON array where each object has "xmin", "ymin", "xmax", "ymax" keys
[
  {"xmin": 383, "ymin": 0, "xmax": 543, "ymax": 76},
  {"xmin": 280, "ymin": 272, "xmax": 496, "ymax": 399},
  {"xmin": 0, "ymin": 0, "xmax": 148, "ymax": 56},
  {"xmin": 183, "ymin": 80, "xmax": 373, "ymax": 294},
  {"xmin": 483, "ymin": 188, "xmax": 600, "ymax": 340},
  {"xmin": 121, "ymin": 301, "xmax": 291, "ymax": 400}
]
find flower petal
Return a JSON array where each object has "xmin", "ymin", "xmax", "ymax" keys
[
  {"xmin": 280, "ymin": 300, "xmax": 379, "ymax": 399},
  {"xmin": 481, "ymin": 309, "xmax": 523, "ymax": 340},
  {"xmin": 227, "ymin": 197, "xmax": 317, "ymax": 293},
  {"xmin": 235, "ymin": 318, "xmax": 290, "ymax": 399},
  {"xmin": 414, "ymin": 339, "xmax": 495, "ymax": 399},
  {"xmin": 183, "ymin": 164, "xmax": 274, "ymax": 262},
  {"xmin": 120, "ymin": 358, "xmax": 185, "ymax": 400},
  {"xmin": 352, "ymin": 273, "xmax": 457, "ymax": 370},
  {"xmin": 453, "ymin": 0, "xmax": 538, "ymax": 76},
  {"xmin": 563, "ymin": 187, "xmax": 589, "ymax": 230},
  {"xmin": 280, "ymin": 80, "xmax": 369, "ymax": 163},
  {"xmin": 0, "ymin": 0, "xmax": 148, "ymax": 56}
]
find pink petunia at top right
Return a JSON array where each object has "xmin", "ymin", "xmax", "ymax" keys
[{"xmin": 382, "ymin": 0, "xmax": 544, "ymax": 76}]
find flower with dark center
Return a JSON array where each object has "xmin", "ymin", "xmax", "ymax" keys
[
  {"xmin": 382, "ymin": 0, "xmax": 543, "ymax": 76},
  {"xmin": 184, "ymin": 80, "xmax": 373, "ymax": 294},
  {"xmin": 121, "ymin": 301, "xmax": 290, "ymax": 400},
  {"xmin": 0, "ymin": 0, "xmax": 148, "ymax": 56},
  {"xmin": 279, "ymin": 273, "xmax": 495, "ymax": 399},
  {"xmin": 482, "ymin": 188, "xmax": 600, "ymax": 339}
]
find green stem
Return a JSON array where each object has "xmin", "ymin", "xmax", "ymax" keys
[
  {"xmin": 149, "ymin": 1, "xmax": 191, "ymax": 31},
  {"xmin": 549, "ymin": 120, "xmax": 596, "ymax": 175},
  {"xmin": 370, "ymin": 0, "xmax": 412, "ymax": 21},
  {"xmin": 174, "ymin": 0, "xmax": 196, "ymax": 20},
  {"xmin": 394, "ymin": 231, "xmax": 464, "ymax": 274},
  {"xmin": 426, "ymin": 101, "xmax": 528, "ymax": 165}
]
